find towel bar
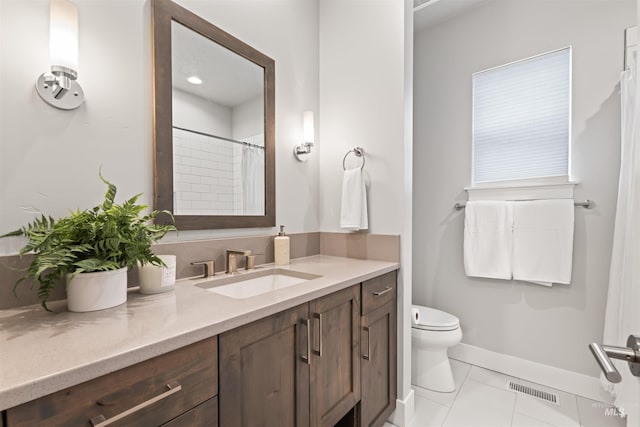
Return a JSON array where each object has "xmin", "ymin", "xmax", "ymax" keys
[{"xmin": 454, "ymin": 199, "xmax": 595, "ymax": 210}]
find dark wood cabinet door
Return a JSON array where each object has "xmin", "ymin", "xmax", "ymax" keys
[
  {"xmin": 361, "ymin": 301, "xmax": 397, "ymax": 427},
  {"xmin": 219, "ymin": 304, "xmax": 310, "ymax": 427},
  {"xmin": 309, "ymin": 285, "xmax": 361, "ymax": 427}
]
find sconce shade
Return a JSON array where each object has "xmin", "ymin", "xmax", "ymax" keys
[
  {"xmin": 36, "ymin": 0, "xmax": 84, "ymax": 110},
  {"xmin": 303, "ymin": 111, "xmax": 314, "ymax": 145},
  {"xmin": 49, "ymin": 0, "xmax": 78, "ymax": 71},
  {"xmin": 295, "ymin": 110, "xmax": 315, "ymax": 161}
]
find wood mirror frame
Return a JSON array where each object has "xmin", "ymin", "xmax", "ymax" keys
[{"xmin": 152, "ymin": 0, "xmax": 275, "ymax": 230}]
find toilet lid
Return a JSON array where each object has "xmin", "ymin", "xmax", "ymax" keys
[{"xmin": 413, "ymin": 306, "xmax": 460, "ymax": 331}]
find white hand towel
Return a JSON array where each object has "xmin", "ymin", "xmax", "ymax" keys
[
  {"xmin": 463, "ymin": 200, "xmax": 514, "ymax": 280},
  {"xmin": 340, "ymin": 168, "xmax": 368, "ymax": 231},
  {"xmin": 512, "ymin": 199, "xmax": 574, "ymax": 285}
]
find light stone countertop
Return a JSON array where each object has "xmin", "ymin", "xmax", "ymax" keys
[{"xmin": 0, "ymin": 255, "xmax": 399, "ymax": 411}]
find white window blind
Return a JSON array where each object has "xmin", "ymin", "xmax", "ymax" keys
[{"xmin": 472, "ymin": 47, "xmax": 571, "ymax": 184}]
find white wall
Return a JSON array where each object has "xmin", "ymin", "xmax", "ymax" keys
[
  {"xmin": 0, "ymin": 0, "xmax": 319, "ymax": 251},
  {"xmin": 318, "ymin": 0, "xmax": 413, "ymax": 419},
  {"xmin": 413, "ymin": 0, "xmax": 635, "ymax": 376},
  {"xmin": 318, "ymin": 0, "xmax": 405, "ymax": 235},
  {"xmin": 172, "ymin": 89, "xmax": 232, "ymax": 138}
]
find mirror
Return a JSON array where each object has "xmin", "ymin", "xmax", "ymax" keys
[{"xmin": 152, "ymin": 0, "xmax": 275, "ymax": 230}]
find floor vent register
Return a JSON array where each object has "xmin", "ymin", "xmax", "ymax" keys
[{"xmin": 507, "ymin": 380, "xmax": 560, "ymax": 405}]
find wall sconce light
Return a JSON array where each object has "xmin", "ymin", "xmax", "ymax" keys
[
  {"xmin": 294, "ymin": 111, "xmax": 315, "ymax": 161},
  {"xmin": 36, "ymin": 0, "xmax": 85, "ymax": 110}
]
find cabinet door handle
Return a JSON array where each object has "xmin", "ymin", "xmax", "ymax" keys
[
  {"xmin": 301, "ymin": 318, "xmax": 311, "ymax": 364},
  {"xmin": 313, "ymin": 312, "xmax": 323, "ymax": 357},
  {"xmin": 89, "ymin": 381, "xmax": 182, "ymax": 427},
  {"xmin": 373, "ymin": 286, "xmax": 393, "ymax": 296},
  {"xmin": 363, "ymin": 326, "xmax": 371, "ymax": 360}
]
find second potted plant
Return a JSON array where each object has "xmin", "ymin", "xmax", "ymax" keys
[{"xmin": 2, "ymin": 173, "xmax": 176, "ymax": 312}]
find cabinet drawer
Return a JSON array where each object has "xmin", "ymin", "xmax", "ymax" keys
[
  {"xmin": 361, "ymin": 271, "xmax": 396, "ymax": 315},
  {"xmin": 161, "ymin": 396, "xmax": 218, "ymax": 427},
  {"xmin": 6, "ymin": 336, "xmax": 218, "ymax": 427}
]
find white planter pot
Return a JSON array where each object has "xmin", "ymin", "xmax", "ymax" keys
[{"xmin": 66, "ymin": 267, "xmax": 128, "ymax": 312}]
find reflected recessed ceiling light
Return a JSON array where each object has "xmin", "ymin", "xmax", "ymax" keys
[{"xmin": 187, "ymin": 76, "xmax": 202, "ymax": 85}]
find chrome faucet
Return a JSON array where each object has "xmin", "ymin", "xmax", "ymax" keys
[{"xmin": 225, "ymin": 249, "xmax": 252, "ymax": 274}]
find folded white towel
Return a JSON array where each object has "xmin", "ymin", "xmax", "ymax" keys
[
  {"xmin": 512, "ymin": 199, "xmax": 574, "ymax": 285},
  {"xmin": 463, "ymin": 200, "xmax": 514, "ymax": 280},
  {"xmin": 340, "ymin": 168, "xmax": 368, "ymax": 231}
]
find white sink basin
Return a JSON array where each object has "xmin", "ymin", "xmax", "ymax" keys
[{"xmin": 197, "ymin": 269, "xmax": 321, "ymax": 299}]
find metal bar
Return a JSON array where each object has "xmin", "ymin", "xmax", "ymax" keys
[
  {"xmin": 172, "ymin": 126, "xmax": 264, "ymax": 150},
  {"xmin": 589, "ymin": 343, "xmax": 622, "ymax": 383},
  {"xmin": 301, "ymin": 318, "xmax": 311, "ymax": 364},
  {"xmin": 454, "ymin": 199, "xmax": 595, "ymax": 211},
  {"xmin": 372, "ymin": 286, "xmax": 393, "ymax": 297},
  {"xmin": 90, "ymin": 382, "xmax": 182, "ymax": 426},
  {"xmin": 313, "ymin": 312, "xmax": 322, "ymax": 357},
  {"xmin": 363, "ymin": 326, "xmax": 371, "ymax": 360}
]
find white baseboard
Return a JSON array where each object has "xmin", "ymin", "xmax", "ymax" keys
[
  {"xmin": 448, "ymin": 342, "xmax": 613, "ymax": 403},
  {"xmin": 388, "ymin": 388, "xmax": 415, "ymax": 426}
]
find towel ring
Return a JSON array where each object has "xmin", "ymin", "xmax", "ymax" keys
[{"xmin": 343, "ymin": 147, "xmax": 365, "ymax": 170}]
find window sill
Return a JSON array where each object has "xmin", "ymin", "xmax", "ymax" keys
[{"xmin": 465, "ymin": 177, "xmax": 577, "ymax": 201}]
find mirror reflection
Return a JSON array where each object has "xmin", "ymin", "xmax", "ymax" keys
[{"xmin": 171, "ymin": 21, "xmax": 265, "ymax": 216}]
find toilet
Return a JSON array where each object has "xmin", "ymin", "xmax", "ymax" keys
[{"xmin": 411, "ymin": 304, "xmax": 462, "ymax": 393}]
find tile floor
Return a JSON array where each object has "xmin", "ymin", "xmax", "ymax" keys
[{"xmin": 385, "ymin": 359, "xmax": 625, "ymax": 427}]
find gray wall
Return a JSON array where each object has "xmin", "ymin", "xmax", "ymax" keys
[{"xmin": 413, "ymin": 0, "xmax": 635, "ymax": 376}]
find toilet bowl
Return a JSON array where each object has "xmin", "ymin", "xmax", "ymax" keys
[{"xmin": 411, "ymin": 305, "xmax": 462, "ymax": 393}]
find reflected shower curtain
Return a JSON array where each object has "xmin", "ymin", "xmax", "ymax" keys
[
  {"xmin": 602, "ymin": 46, "xmax": 640, "ymax": 423},
  {"xmin": 241, "ymin": 145, "xmax": 264, "ymax": 215}
]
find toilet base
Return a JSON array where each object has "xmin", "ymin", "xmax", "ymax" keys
[
  {"xmin": 412, "ymin": 347, "xmax": 456, "ymax": 392},
  {"xmin": 411, "ymin": 327, "xmax": 462, "ymax": 393}
]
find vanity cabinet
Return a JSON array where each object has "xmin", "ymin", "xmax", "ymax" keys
[
  {"xmin": 310, "ymin": 285, "xmax": 361, "ymax": 427},
  {"xmin": 360, "ymin": 272, "xmax": 397, "ymax": 427},
  {"xmin": 218, "ymin": 285, "xmax": 361, "ymax": 427},
  {"xmin": 3, "ymin": 269, "xmax": 397, "ymax": 427},
  {"xmin": 5, "ymin": 336, "xmax": 218, "ymax": 427},
  {"xmin": 219, "ymin": 304, "xmax": 310, "ymax": 427}
]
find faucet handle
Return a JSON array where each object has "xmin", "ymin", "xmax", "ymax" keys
[
  {"xmin": 227, "ymin": 254, "xmax": 238, "ymax": 274},
  {"xmin": 191, "ymin": 261, "xmax": 215, "ymax": 278},
  {"xmin": 246, "ymin": 255, "xmax": 256, "ymax": 270}
]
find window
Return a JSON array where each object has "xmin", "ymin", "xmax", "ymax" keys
[{"xmin": 472, "ymin": 47, "xmax": 571, "ymax": 185}]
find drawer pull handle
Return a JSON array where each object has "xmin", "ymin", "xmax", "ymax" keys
[
  {"xmin": 363, "ymin": 326, "xmax": 371, "ymax": 360},
  {"xmin": 373, "ymin": 286, "xmax": 393, "ymax": 296},
  {"xmin": 90, "ymin": 381, "xmax": 182, "ymax": 427},
  {"xmin": 313, "ymin": 312, "xmax": 323, "ymax": 357},
  {"xmin": 301, "ymin": 318, "xmax": 311, "ymax": 364}
]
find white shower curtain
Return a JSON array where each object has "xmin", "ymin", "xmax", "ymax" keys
[
  {"xmin": 602, "ymin": 44, "xmax": 640, "ymax": 423},
  {"xmin": 241, "ymin": 145, "xmax": 264, "ymax": 215}
]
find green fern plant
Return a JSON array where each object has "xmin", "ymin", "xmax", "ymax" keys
[{"xmin": 1, "ymin": 173, "xmax": 176, "ymax": 310}]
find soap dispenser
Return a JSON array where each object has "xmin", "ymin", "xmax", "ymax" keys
[{"xmin": 274, "ymin": 225, "xmax": 290, "ymax": 265}]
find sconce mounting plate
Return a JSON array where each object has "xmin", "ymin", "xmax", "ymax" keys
[
  {"xmin": 36, "ymin": 73, "xmax": 85, "ymax": 110},
  {"xmin": 294, "ymin": 143, "xmax": 313, "ymax": 162},
  {"xmin": 294, "ymin": 147, "xmax": 312, "ymax": 162}
]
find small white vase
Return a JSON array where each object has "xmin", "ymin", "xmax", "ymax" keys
[
  {"xmin": 138, "ymin": 255, "xmax": 176, "ymax": 294},
  {"xmin": 66, "ymin": 267, "xmax": 128, "ymax": 312}
]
